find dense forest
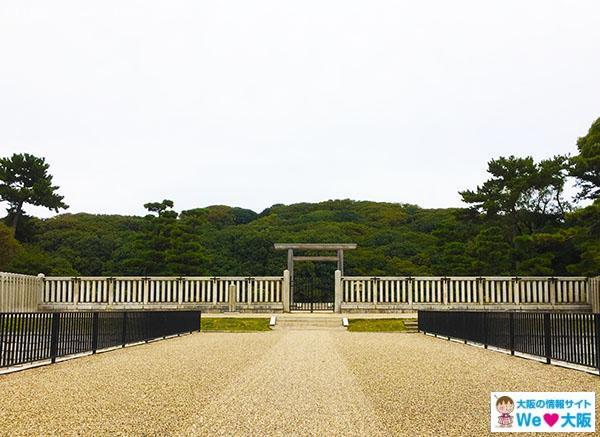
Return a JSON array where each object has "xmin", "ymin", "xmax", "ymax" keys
[{"xmin": 1, "ymin": 117, "xmax": 599, "ymax": 278}]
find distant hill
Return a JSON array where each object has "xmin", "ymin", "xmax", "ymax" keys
[{"xmin": 2, "ymin": 199, "xmax": 598, "ymax": 277}]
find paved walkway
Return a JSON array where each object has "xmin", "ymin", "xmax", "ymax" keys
[{"xmin": 1, "ymin": 330, "xmax": 599, "ymax": 436}]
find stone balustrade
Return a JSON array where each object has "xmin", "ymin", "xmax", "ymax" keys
[
  {"xmin": 337, "ymin": 274, "xmax": 594, "ymax": 312},
  {"xmin": 0, "ymin": 272, "xmax": 43, "ymax": 312},
  {"xmin": 39, "ymin": 275, "xmax": 287, "ymax": 312},
  {"xmin": 2, "ymin": 270, "xmax": 598, "ymax": 313}
]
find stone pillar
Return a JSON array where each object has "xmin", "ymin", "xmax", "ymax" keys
[
  {"xmin": 282, "ymin": 270, "xmax": 290, "ymax": 312},
  {"xmin": 143, "ymin": 278, "xmax": 149, "ymax": 305},
  {"xmin": 442, "ymin": 277, "xmax": 448, "ymax": 305},
  {"xmin": 287, "ymin": 249, "xmax": 294, "ymax": 306},
  {"xmin": 178, "ymin": 277, "xmax": 184, "ymax": 306},
  {"xmin": 334, "ymin": 270, "xmax": 342, "ymax": 313},
  {"xmin": 108, "ymin": 277, "xmax": 114, "ymax": 306},
  {"xmin": 37, "ymin": 273, "xmax": 45, "ymax": 309},
  {"xmin": 478, "ymin": 277, "xmax": 484, "ymax": 305},
  {"xmin": 73, "ymin": 277, "xmax": 80, "ymax": 306},
  {"xmin": 337, "ymin": 250, "xmax": 344, "ymax": 275},
  {"xmin": 228, "ymin": 283, "xmax": 236, "ymax": 312}
]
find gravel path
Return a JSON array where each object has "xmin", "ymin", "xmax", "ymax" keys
[
  {"xmin": 1, "ymin": 331, "xmax": 599, "ymax": 436},
  {"xmin": 188, "ymin": 330, "xmax": 387, "ymax": 436}
]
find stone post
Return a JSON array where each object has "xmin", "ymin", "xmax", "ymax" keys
[
  {"xmin": 108, "ymin": 277, "xmax": 114, "ymax": 306},
  {"xmin": 143, "ymin": 277, "xmax": 149, "ymax": 305},
  {"xmin": 442, "ymin": 277, "xmax": 448, "ymax": 305},
  {"xmin": 337, "ymin": 250, "xmax": 344, "ymax": 275},
  {"xmin": 282, "ymin": 270, "xmax": 290, "ymax": 312},
  {"xmin": 73, "ymin": 277, "xmax": 80, "ymax": 306},
  {"xmin": 334, "ymin": 270, "xmax": 342, "ymax": 313},
  {"xmin": 287, "ymin": 249, "xmax": 294, "ymax": 306},
  {"xmin": 178, "ymin": 277, "xmax": 184, "ymax": 306},
  {"xmin": 37, "ymin": 273, "xmax": 45, "ymax": 309},
  {"xmin": 478, "ymin": 277, "xmax": 484, "ymax": 305},
  {"xmin": 228, "ymin": 283, "xmax": 236, "ymax": 312}
]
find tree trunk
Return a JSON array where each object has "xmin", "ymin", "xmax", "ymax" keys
[
  {"xmin": 510, "ymin": 210, "xmax": 518, "ymax": 275},
  {"xmin": 11, "ymin": 202, "xmax": 23, "ymax": 236}
]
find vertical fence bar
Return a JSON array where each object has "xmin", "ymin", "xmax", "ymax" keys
[
  {"xmin": 543, "ymin": 313, "xmax": 551, "ymax": 365},
  {"xmin": 50, "ymin": 313, "xmax": 60, "ymax": 364},
  {"xmin": 121, "ymin": 312, "xmax": 128, "ymax": 348},
  {"xmin": 509, "ymin": 312, "xmax": 515, "ymax": 356},
  {"xmin": 483, "ymin": 311, "xmax": 488, "ymax": 349},
  {"xmin": 92, "ymin": 312, "xmax": 99, "ymax": 353},
  {"xmin": 0, "ymin": 313, "xmax": 4, "ymax": 367},
  {"xmin": 595, "ymin": 314, "xmax": 600, "ymax": 375}
]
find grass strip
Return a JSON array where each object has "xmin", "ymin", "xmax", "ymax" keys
[
  {"xmin": 347, "ymin": 318, "xmax": 409, "ymax": 332},
  {"xmin": 201, "ymin": 317, "xmax": 271, "ymax": 332}
]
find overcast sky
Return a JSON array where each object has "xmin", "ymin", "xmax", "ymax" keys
[{"xmin": 1, "ymin": 1, "xmax": 599, "ymax": 218}]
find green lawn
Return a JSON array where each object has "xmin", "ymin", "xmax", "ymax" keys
[
  {"xmin": 200, "ymin": 317, "xmax": 271, "ymax": 332},
  {"xmin": 347, "ymin": 318, "xmax": 410, "ymax": 332}
]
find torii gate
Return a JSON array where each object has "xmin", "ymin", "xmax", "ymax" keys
[{"xmin": 274, "ymin": 243, "xmax": 357, "ymax": 308}]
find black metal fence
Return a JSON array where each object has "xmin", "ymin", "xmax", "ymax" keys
[
  {"xmin": 0, "ymin": 311, "xmax": 201, "ymax": 368},
  {"xmin": 418, "ymin": 310, "xmax": 600, "ymax": 371}
]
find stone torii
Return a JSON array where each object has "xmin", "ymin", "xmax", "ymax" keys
[{"xmin": 273, "ymin": 243, "xmax": 357, "ymax": 303}]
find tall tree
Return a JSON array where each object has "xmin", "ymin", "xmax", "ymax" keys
[
  {"xmin": 571, "ymin": 117, "xmax": 600, "ymax": 200},
  {"xmin": 460, "ymin": 156, "xmax": 571, "ymax": 221},
  {"xmin": 459, "ymin": 155, "xmax": 570, "ymax": 272},
  {"xmin": 0, "ymin": 153, "xmax": 68, "ymax": 234},
  {"xmin": 144, "ymin": 199, "xmax": 177, "ymax": 219}
]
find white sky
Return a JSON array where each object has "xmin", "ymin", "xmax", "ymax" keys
[{"xmin": 1, "ymin": 1, "xmax": 599, "ymax": 218}]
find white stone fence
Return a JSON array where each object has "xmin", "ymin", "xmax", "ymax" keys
[
  {"xmin": 590, "ymin": 276, "xmax": 600, "ymax": 313},
  {"xmin": 39, "ymin": 273, "xmax": 290, "ymax": 312},
  {"xmin": 2, "ymin": 270, "xmax": 599, "ymax": 313},
  {"xmin": 335, "ymin": 273, "xmax": 598, "ymax": 313},
  {"xmin": 0, "ymin": 272, "xmax": 43, "ymax": 312}
]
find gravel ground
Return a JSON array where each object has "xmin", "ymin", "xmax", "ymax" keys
[
  {"xmin": 0, "ymin": 333, "xmax": 279, "ymax": 436},
  {"xmin": 335, "ymin": 333, "xmax": 600, "ymax": 436},
  {"xmin": 1, "ymin": 331, "xmax": 599, "ymax": 436}
]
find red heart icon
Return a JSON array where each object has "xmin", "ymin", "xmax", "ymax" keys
[{"xmin": 543, "ymin": 413, "xmax": 559, "ymax": 427}]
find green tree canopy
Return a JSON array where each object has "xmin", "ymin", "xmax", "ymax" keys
[
  {"xmin": 0, "ymin": 153, "xmax": 68, "ymax": 234},
  {"xmin": 0, "ymin": 222, "xmax": 20, "ymax": 270},
  {"xmin": 143, "ymin": 199, "xmax": 177, "ymax": 219},
  {"xmin": 572, "ymin": 117, "xmax": 600, "ymax": 200},
  {"xmin": 459, "ymin": 155, "xmax": 570, "ymax": 223},
  {"xmin": 459, "ymin": 155, "xmax": 571, "ymax": 273}
]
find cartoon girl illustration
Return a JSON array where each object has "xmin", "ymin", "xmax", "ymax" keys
[{"xmin": 496, "ymin": 396, "xmax": 515, "ymax": 428}]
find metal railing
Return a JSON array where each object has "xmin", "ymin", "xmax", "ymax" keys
[
  {"xmin": 0, "ymin": 310, "xmax": 201, "ymax": 368},
  {"xmin": 418, "ymin": 310, "xmax": 600, "ymax": 372}
]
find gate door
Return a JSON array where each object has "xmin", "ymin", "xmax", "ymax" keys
[{"xmin": 291, "ymin": 264, "xmax": 334, "ymax": 312}]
